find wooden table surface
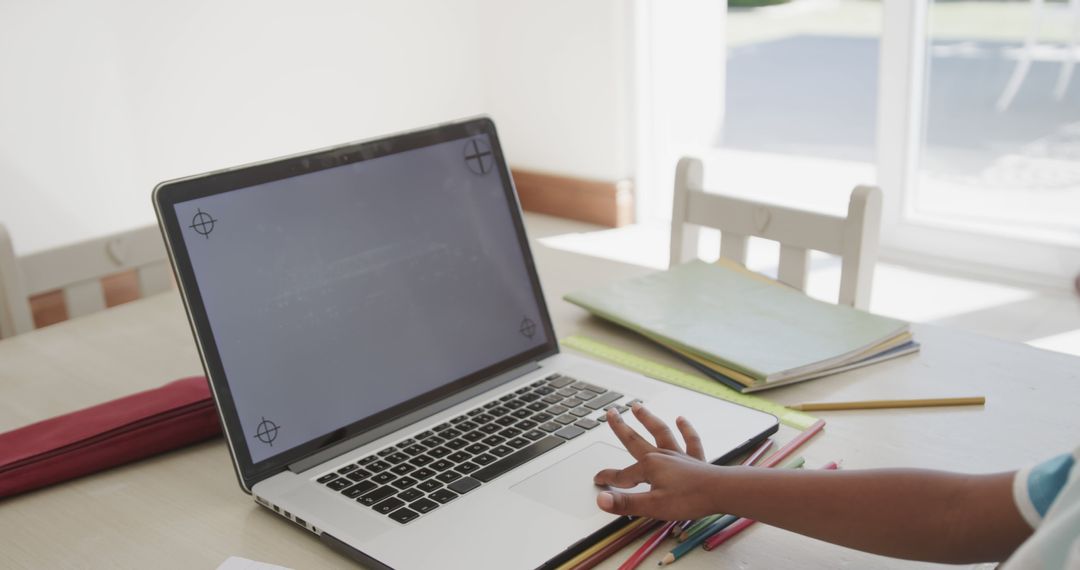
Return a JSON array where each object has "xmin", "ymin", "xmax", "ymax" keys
[{"xmin": 2, "ymin": 243, "xmax": 1079, "ymax": 569}]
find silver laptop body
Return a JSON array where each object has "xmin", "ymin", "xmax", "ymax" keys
[{"xmin": 153, "ymin": 117, "xmax": 777, "ymax": 569}]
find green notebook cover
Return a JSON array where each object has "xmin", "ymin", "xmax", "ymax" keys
[{"xmin": 563, "ymin": 260, "xmax": 909, "ymax": 383}]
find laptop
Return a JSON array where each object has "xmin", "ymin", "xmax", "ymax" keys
[{"xmin": 153, "ymin": 117, "xmax": 777, "ymax": 569}]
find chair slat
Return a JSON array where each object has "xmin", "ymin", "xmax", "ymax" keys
[
  {"xmin": 670, "ymin": 158, "xmax": 704, "ymax": 267},
  {"xmin": 839, "ymin": 185, "xmax": 882, "ymax": 310},
  {"xmin": 62, "ymin": 280, "xmax": 107, "ymax": 319},
  {"xmin": 778, "ymin": 244, "xmax": 810, "ymax": 292},
  {"xmin": 685, "ymin": 191, "xmax": 847, "ymax": 254},
  {"xmin": 719, "ymin": 232, "xmax": 749, "ymax": 265}
]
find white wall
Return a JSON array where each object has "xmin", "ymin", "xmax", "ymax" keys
[
  {"xmin": 0, "ymin": 0, "xmax": 635, "ymax": 254},
  {"xmin": 479, "ymin": 0, "xmax": 633, "ymax": 182}
]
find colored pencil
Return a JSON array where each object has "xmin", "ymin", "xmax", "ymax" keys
[
  {"xmin": 703, "ymin": 460, "xmax": 841, "ymax": 551},
  {"xmin": 758, "ymin": 419, "xmax": 826, "ymax": 468},
  {"xmin": 789, "ymin": 397, "xmax": 984, "ymax": 412},
  {"xmin": 555, "ymin": 518, "xmax": 653, "ymax": 570},
  {"xmin": 566, "ymin": 518, "xmax": 662, "ymax": 570},
  {"xmin": 780, "ymin": 455, "xmax": 805, "ymax": 469},
  {"xmin": 577, "ymin": 425, "xmax": 828, "ymax": 569},
  {"xmin": 701, "ymin": 517, "xmax": 756, "ymax": 551},
  {"xmin": 671, "ymin": 519, "xmax": 692, "ymax": 538},
  {"xmin": 660, "ymin": 515, "xmax": 739, "ymax": 565},
  {"xmin": 667, "ymin": 457, "xmax": 806, "ymax": 564},
  {"xmin": 742, "ymin": 438, "xmax": 775, "ymax": 467},
  {"xmin": 655, "ymin": 419, "xmax": 830, "ymax": 566},
  {"xmin": 677, "ymin": 439, "xmax": 774, "ymax": 540},
  {"xmin": 618, "ymin": 520, "xmax": 679, "ymax": 570},
  {"xmin": 677, "ymin": 514, "xmax": 720, "ymax": 542}
]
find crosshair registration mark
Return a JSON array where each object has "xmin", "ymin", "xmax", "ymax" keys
[
  {"xmin": 464, "ymin": 138, "xmax": 494, "ymax": 175},
  {"xmin": 189, "ymin": 208, "xmax": 217, "ymax": 238},
  {"xmin": 519, "ymin": 316, "xmax": 537, "ymax": 339},
  {"xmin": 254, "ymin": 417, "xmax": 280, "ymax": 447}
]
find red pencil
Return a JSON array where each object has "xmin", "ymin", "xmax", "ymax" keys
[
  {"xmin": 618, "ymin": 520, "xmax": 679, "ymax": 570},
  {"xmin": 703, "ymin": 460, "xmax": 840, "ymax": 551},
  {"xmin": 567, "ymin": 519, "xmax": 663, "ymax": 570},
  {"xmin": 671, "ymin": 519, "xmax": 693, "ymax": 538},
  {"xmin": 743, "ymin": 438, "xmax": 775, "ymax": 467},
  {"xmin": 702, "ymin": 517, "xmax": 756, "ymax": 551},
  {"xmin": 758, "ymin": 420, "xmax": 826, "ymax": 469}
]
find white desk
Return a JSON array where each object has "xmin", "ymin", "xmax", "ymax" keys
[{"xmin": 2, "ymin": 244, "xmax": 1079, "ymax": 569}]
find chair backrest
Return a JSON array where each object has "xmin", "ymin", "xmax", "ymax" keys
[
  {"xmin": 0, "ymin": 223, "xmax": 171, "ymax": 338},
  {"xmin": 669, "ymin": 156, "xmax": 882, "ymax": 310}
]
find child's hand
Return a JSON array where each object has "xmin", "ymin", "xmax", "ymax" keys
[{"xmin": 593, "ymin": 403, "xmax": 724, "ymax": 520}]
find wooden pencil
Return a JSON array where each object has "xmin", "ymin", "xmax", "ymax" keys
[
  {"xmin": 618, "ymin": 520, "xmax": 679, "ymax": 570},
  {"xmin": 759, "ymin": 419, "xmax": 826, "ymax": 467},
  {"xmin": 657, "ymin": 420, "xmax": 829, "ymax": 566},
  {"xmin": 661, "ymin": 515, "xmax": 739, "ymax": 565},
  {"xmin": 565, "ymin": 518, "xmax": 662, "ymax": 570},
  {"xmin": 554, "ymin": 518, "xmax": 653, "ymax": 570},
  {"xmin": 789, "ymin": 397, "xmax": 985, "ymax": 412},
  {"xmin": 780, "ymin": 455, "xmax": 805, "ymax": 470},
  {"xmin": 702, "ymin": 460, "xmax": 841, "ymax": 551},
  {"xmin": 670, "ymin": 456, "xmax": 806, "ymax": 562},
  {"xmin": 743, "ymin": 438, "xmax": 775, "ymax": 467},
  {"xmin": 670, "ymin": 519, "xmax": 693, "ymax": 538},
  {"xmin": 678, "ymin": 438, "xmax": 775, "ymax": 540},
  {"xmin": 701, "ymin": 517, "xmax": 756, "ymax": 551},
  {"xmin": 677, "ymin": 514, "xmax": 720, "ymax": 542}
]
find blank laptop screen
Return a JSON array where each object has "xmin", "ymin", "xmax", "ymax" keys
[{"xmin": 174, "ymin": 133, "xmax": 549, "ymax": 463}]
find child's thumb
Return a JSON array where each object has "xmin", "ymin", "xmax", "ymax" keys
[{"xmin": 596, "ymin": 491, "xmax": 648, "ymax": 516}]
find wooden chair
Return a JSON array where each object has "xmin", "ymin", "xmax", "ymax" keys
[
  {"xmin": 669, "ymin": 156, "xmax": 882, "ymax": 310},
  {"xmin": 0, "ymin": 223, "xmax": 172, "ymax": 338}
]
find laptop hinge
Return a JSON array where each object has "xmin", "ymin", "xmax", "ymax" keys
[{"xmin": 287, "ymin": 360, "xmax": 543, "ymax": 474}]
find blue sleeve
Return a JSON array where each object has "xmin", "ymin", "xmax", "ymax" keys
[
  {"xmin": 1014, "ymin": 452, "xmax": 1077, "ymax": 527},
  {"xmin": 1028, "ymin": 454, "xmax": 1074, "ymax": 517}
]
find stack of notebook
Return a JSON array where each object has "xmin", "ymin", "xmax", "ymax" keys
[{"xmin": 564, "ymin": 260, "xmax": 918, "ymax": 393}]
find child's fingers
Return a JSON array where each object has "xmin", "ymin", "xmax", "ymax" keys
[
  {"xmin": 605, "ymin": 408, "xmax": 656, "ymax": 458},
  {"xmin": 676, "ymin": 416, "xmax": 705, "ymax": 460},
  {"xmin": 630, "ymin": 402, "xmax": 680, "ymax": 451},
  {"xmin": 596, "ymin": 490, "xmax": 654, "ymax": 517},
  {"xmin": 593, "ymin": 463, "xmax": 646, "ymax": 488}
]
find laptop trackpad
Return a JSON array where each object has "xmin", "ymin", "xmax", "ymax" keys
[{"xmin": 510, "ymin": 442, "xmax": 647, "ymax": 519}]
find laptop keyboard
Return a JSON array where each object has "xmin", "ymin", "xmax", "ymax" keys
[{"xmin": 313, "ymin": 373, "xmax": 635, "ymax": 525}]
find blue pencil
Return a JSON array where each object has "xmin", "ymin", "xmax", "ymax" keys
[
  {"xmin": 659, "ymin": 515, "xmax": 739, "ymax": 565},
  {"xmin": 660, "ymin": 456, "xmax": 806, "ymax": 565}
]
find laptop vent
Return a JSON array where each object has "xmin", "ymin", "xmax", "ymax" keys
[{"xmin": 254, "ymin": 495, "xmax": 319, "ymax": 535}]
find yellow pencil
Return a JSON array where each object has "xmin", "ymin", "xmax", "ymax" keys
[
  {"xmin": 789, "ymin": 396, "xmax": 985, "ymax": 412},
  {"xmin": 554, "ymin": 517, "xmax": 653, "ymax": 570}
]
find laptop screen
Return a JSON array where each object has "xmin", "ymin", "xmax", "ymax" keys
[{"xmin": 169, "ymin": 127, "xmax": 552, "ymax": 466}]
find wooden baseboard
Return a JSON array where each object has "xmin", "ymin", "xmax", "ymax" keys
[
  {"xmin": 30, "ymin": 270, "xmax": 142, "ymax": 329},
  {"xmin": 511, "ymin": 169, "xmax": 633, "ymax": 228}
]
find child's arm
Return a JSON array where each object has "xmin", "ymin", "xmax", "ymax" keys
[{"xmin": 595, "ymin": 404, "xmax": 1032, "ymax": 564}]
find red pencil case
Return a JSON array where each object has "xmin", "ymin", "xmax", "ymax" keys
[{"xmin": 0, "ymin": 376, "xmax": 221, "ymax": 499}]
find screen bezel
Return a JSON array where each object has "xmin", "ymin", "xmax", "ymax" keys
[{"xmin": 153, "ymin": 117, "xmax": 559, "ymax": 490}]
